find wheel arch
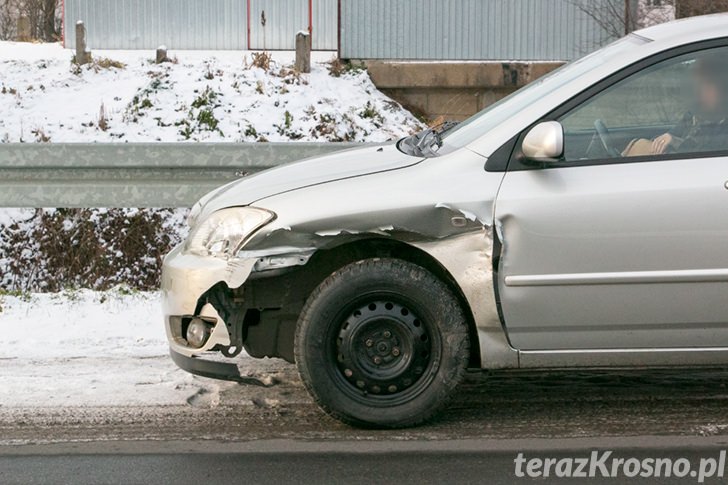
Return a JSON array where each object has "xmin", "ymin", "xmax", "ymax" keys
[{"xmin": 298, "ymin": 237, "xmax": 482, "ymax": 368}]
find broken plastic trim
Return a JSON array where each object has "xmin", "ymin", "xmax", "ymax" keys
[
  {"xmin": 242, "ymin": 248, "xmax": 316, "ymax": 273},
  {"xmin": 169, "ymin": 349, "xmax": 271, "ymax": 386}
]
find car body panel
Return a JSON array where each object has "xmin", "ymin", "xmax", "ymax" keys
[
  {"xmin": 197, "ymin": 144, "xmax": 424, "ymax": 221},
  {"xmin": 495, "ymin": 156, "xmax": 728, "ymax": 351},
  {"xmin": 162, "ymin": 14, "xmax": 728, "ymax": 374},
  {"xmin": 245, "ymin": 148, "xmax": 518, "ymax": 368}
]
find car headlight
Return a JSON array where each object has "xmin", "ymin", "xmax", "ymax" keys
[
  {"xmin": 185, "ymin": 207, "xmax": 275, "ymax": 258},
  {"xmin": 187, "ymin": 201, "xmax": 203, "ymax": 228}
]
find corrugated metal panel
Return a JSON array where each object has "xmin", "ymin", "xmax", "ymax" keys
[
  {"xmin": 312, "ymin": 0, "xmax": 338, "ymax": 50},
  {"xmin": 248, "ymin": 0, "xmax": 336, "ymax": 50},
  {"xmin": 64, "ymin": 0, "xmax": 615, "ymax": 57},
  {"xmin": 249, "ymin": 0, "xmax": 309, "ymax": 50},
  {"xmin": 340, "ymin": 0, "xmax": 618, "ymax": 61},
  {"xmin": 64, "ymin": 0, "xmax": 248, "ymax": 50}
]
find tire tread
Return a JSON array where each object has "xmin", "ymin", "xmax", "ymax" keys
[{"xmin": 295, "ymin": 257, "xmax": 470, "ymax": 428}]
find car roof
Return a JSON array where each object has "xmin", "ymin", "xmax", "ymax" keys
[{"xmin": 636, "ymin": 13, "xmax": 728, "ymax": 44}]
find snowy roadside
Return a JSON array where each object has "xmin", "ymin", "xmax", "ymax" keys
[
  {"xmin": 0, "ymin": 41, "xmax": 424, "ymax": 143},
  {"xmin": 0, "ymin": 41, "xmax": 426, "ymax": 414},
  {"xmin": 0, "ymin": 290, "xmax": 249, "ymax": 408}
]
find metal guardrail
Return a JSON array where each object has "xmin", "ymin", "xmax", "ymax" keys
[{"xmin": 0, "ymin": 143, "xmax": 368, "ymax": 207}]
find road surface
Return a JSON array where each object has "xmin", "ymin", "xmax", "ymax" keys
[
  {"xmin": 3, "ymin": 437, "xmax": 728, "ymax": 484},
  {"xmin": 2, "ymin": 365, "xmax": 728, "ymax": 443},
  {"xmin": 2, "ymin": 365, "xmax": 728, "ymax": 483}
]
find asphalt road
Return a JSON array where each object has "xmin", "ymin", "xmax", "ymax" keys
[
  {"xmin": 3, "ymin": 366, "xmax": 728, "ymax": 443},
  {"xmin": 3, "ymin": 438, "xmax": 728, "ymax": 484},
  {"xmin": 3, "ymin": 366, "xmax": 728, "ymax": 483}
]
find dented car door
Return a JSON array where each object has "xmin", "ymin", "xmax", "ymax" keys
[
  {"xmin": 495, "ymin": 156, "xmax": 728, "ymax": 351},
  {"xmin": 495, "ymin": 43, "xmax": 728, "ymax": 351}
]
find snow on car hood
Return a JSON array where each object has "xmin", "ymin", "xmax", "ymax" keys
[{"xmin": 198, "ymin": 143, "xmax": 424, "ymax": 217}]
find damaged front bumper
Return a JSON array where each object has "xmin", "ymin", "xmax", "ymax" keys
[
  {"xmin": 161, "ymin": 244, "xmax": 255, "ymax": 355},
  {"xmin": 162, "ymin": 241, "xmax": 315, "ymax": 381},
  {"xmin": 161, "ymin": 243, "xmax": 258, "ymax": 381}
]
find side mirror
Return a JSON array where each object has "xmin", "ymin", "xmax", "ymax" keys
[{"xmin": 522, "ymin": 121, "xmax": 564, "ymax": 161}]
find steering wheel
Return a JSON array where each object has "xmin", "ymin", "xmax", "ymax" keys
[{"xmin": 594, "ymin": 119, "xmax": 622, "ymax": 157}]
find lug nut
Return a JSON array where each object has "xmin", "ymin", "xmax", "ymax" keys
[
  {"xmin": 383, "ymin": 331, "xmax": 391, "ymax": 338},
  {"xmin": 356, "ymin": 380, "xmax": 365, "ymax": 388},
  {"xmin": 392, "ymin": 347, "xmax": 400, "ymax": 357},
  {"xmin": 371, "ymin": 385, "xmax": 381, "ymax": 394},
  {"xmin": 388, "ymin": 385, "xmax": 398, "ymax": 393},
  {"xmin": 344, "ymin": 368, "xmax": 353, "ymax": 377},
  {"xmin": 373, "ymin": 356, "xmax": 382, "ymax": 365},
  {"xmin": 365, "ymin": 339, "xmax": 374, "ymax": 347}
]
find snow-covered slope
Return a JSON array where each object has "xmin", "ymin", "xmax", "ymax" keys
[{"xmin": 0, "ymin": 42, "xmax": 424, "ymax": 143}]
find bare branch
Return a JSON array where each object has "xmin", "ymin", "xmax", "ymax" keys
[{"xmin": 676, "ymin": 0, "xmax": 728, "ymax": 18}]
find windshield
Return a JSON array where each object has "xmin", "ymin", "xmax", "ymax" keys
[{"xmin": 429, "ymin": 35, "xmax": 650, "ymax": 154}]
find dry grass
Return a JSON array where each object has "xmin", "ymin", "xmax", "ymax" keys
[
  {"xmin": 30, "ymin": 126, "xmax": 50, "ymax": 142},
  {"xmin": 95, "ymin": 57, "xmax": 126, "ymax": 70},
  {"xmin": 327, "ymin": 58, "xmax": 346, "ymax": 77},
  {"xmin": 250, "ymin": 51, "xmax": 272, "ymax": 71},
  {"xmin": 71, "ymin": 54, "xmax": 126, "ymax": 74},
  {"xmin": 98, "ymin": 102, "xmax": 109, "ymax": 131}
]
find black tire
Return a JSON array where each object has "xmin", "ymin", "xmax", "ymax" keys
[{"xmin": 295, "ymin": 258, "xmax": 470, "ymax": 428}]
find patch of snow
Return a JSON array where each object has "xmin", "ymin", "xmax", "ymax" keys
[
  {"xmin": 0, "ymin": 42, "xmax": 424, "ymax": 143},
  {"xmin": 0, "ymin": 290, "xmax": 242, "ymax": 407},
  {"xmin": 0, "ymin": 208, "xmax": 34, "ymax": 228}
]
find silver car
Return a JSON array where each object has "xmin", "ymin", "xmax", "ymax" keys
[{"xmin": 162, "ymin": 15, "xmax": 728, "ymax": 427}]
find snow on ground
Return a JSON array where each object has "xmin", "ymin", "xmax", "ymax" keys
[
  {"xmin": 0, "ymin": 41, "xmax": 424, "ymax": 143},
  {"xmin": 0, "ymin": 208, "xmax": 31, "ymax": 228},
  {"xmin": 0, "ymin": 290, "xmax": 244, "ymax": 407},
  {"xmin": 0, "ymin": 42, "xmax": 424, "ymax": 408}
]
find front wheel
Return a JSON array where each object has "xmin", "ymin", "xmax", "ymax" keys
[{"xmin": 295, "ymin": 258, "xmax": 470, "ymax": 428}]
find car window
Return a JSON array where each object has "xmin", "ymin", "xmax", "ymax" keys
[
  {"xmin": 558, "ymin": 46, "xmax": 728, "ymax": 162},
  {"xmin": 438, "ymin": 35, "xmax": 648, "ymax": 154}
]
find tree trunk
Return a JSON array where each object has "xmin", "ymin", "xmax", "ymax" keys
[{"xmin": 42, "ymin": 0, "xmax": 58, "ymax": 41}]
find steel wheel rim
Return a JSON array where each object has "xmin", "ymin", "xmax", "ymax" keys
[{"xmin": 329, "ymin": 295, "xmax": 440, "ymax": 405}]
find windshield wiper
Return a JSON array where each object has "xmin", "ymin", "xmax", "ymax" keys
[{"xmin": 402, "ymin": 121, "xmax": 460, "ymax": 157}]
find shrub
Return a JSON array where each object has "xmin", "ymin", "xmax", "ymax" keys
[
  {"xmin": 0, "ymin": 209, "xmax": 188, "ymax": 292},
  {"xmin": 327, "ymin": 58, "xmax": 365, "ymax": 78}
]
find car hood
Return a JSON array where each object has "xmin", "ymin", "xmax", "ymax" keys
[{"xmin": 198, "ymin": 143, "xmax": 424, "ymax": 217}]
